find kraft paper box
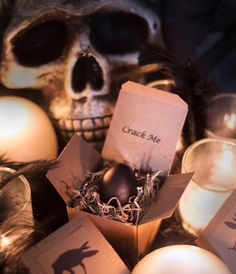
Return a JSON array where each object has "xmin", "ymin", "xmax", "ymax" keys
[
  {"xmin": 196, "ymin": 189, "xmax": 236, "ymax": 274},
  {"xmin": 22, "ymin": 214, "xmax": 130, "ymax": 274},
  {"xmin": 47, "ymin": 134, "xmax": 193, "ymax": 266},
  {"xmin": 102, "ymin": 81, "xmax": 188, "ymax": 175}
]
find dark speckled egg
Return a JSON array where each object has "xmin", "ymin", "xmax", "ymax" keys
[{"xmin": 99, "ymin": 163, "xmax": 138, "ymax": 206}]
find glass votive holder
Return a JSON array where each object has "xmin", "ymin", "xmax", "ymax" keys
[
  {"xmin": 0, "ymin": 167, "xmax": 34, "ymax": 250},
  {"xmin": 205, "ymin": 93, "xmax": 236, "ymax": 143},
  {"xmin": 0, "ymin": 166, "xmax": 33, "ymax": 220},
  {"xmin": 178, "ymin": 138, "xmax": 236, "ymax": 236}
]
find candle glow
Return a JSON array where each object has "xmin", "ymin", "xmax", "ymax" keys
[
  {"xmin": 0, "ymin": 235, "xmax": 11, "ymax": 250},
  {"xmin": 224, "ymin": 113, "xmax": 236, "ymax": 130},
  {"xmin": 209, "ymin": 145, "xmax": 234, "ymax": 188},
  {"xmin": 179, "ymin": 139, "xmax": 236, "ymax": 236},
  {"xmin": 0, "ymin": 96, "xmax": 58, "ymax": 162},
  {"xmin": 205, "ymin": 93, "xmax": 236, "ymax": 141},
  {"xmin": 0, "ymin": 101, "xmax": 29, "ymax": 138},
  {"xmin": 132, "ymin": 245, "xmax": 231, "ymax": 274}
]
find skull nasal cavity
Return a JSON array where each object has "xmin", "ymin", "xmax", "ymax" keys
[
  {"xmin": 12, "ymin": 20, "xmax": 67, "ymax": 67},
  {"xmin": 72, "ymin": 56, "xmax": 104, "ymax": 93}
]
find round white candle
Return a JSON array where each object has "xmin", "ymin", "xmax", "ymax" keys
[
  {"xmin": 0, "ymin": 96, "xmax": 58, "ymax": 162},
  {"xmin": 179, "ymin": 139, "xmax": 236, "ymax": 235},
  {"xmin": 132, "ymin": 245, "xmax": 231, "ymax": 274}
]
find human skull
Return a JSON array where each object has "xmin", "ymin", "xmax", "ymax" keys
[{"xmin": 0, "ymin": 0, "xmax": 161, "ymax": 149}]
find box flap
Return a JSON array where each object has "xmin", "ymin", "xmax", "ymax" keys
[
  {"xmin": 47, "ymin": 134, "xmax": 101, "ymax": 204},
  {"xmin": 22, "ymin": 214, "xmax": 130, "ymax": 274},
  {"xmin": 140, "ymin": 172, "xmax": 193, "ymax": 224}
]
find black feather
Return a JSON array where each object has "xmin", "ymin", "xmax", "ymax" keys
[
  {"xmin": 0, "ymin": 156, "xmax": 59, "ymax": 274},
  {"xmin": 139, "ymin": 44, "xmax": 210, "ymax": 146},
  {"xmin": 0, "ymin": 159, "xmax": 59, "ymax": 188}
]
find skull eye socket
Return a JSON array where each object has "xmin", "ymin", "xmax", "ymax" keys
[
  {"xmin": 90, "ymin": 12, "xmax": 149, "ymax": 55},
  {"xmin": 12, "ymin": 20, "xmax": 68, "ymax": 67}
]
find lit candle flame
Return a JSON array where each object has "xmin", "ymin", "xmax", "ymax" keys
[
  {"xmin": 210, "ymin": 144, "xmax": 234, "ymax": 186},
  {"xmin": 223, "ymin": 113, "xmax": 236, "ymax": 130},
  {"xmin": 220, "ymin": 144, "xmax": 234, "ymax": 171},
  {"xmin": 0, "ymin": 234, "xmax": 11, "ymax": 249}
]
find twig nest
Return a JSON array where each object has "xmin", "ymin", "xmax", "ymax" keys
[
  {"xmin": 99, "ymin": 163, "xmax": 138, "ymax": 206},
  {"xmin": 70, "ymin": 161, "xmax": 163, "ymax": 224}
]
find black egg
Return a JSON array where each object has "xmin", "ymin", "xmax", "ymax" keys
[{"xmin": 99, "ymin": 163, "xmax": 138, "ymax": 206}]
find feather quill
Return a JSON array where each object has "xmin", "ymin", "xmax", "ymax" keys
[{"xmin": 0, "ymin": 156, "xmax": 58, "ymax": 274}]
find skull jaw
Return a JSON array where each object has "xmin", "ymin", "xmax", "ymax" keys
[{"xmin": 46, "ymin": 93, "xmax": 114, "ymax": 151}]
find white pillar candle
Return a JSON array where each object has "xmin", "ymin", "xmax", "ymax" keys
[
  {"xmin": 132, "ymin": 245, "xmax": 231, "ymax": 274},
  {"xmin": 0, "ymin": 96, "xmax": 58, "ymax": 162},
  {"xmin": 178, "ymin": 138, "xmax": 236, "ymax": 235}
]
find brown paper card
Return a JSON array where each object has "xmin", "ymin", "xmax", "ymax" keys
[
  {"xmin": 196, "ymin": 189, "xmax": 236, "ymax": 274},
  {"xmin": 22, "ymin": 214, "xmax": 130, "ymax": 274},
  {"xmin": 47, "ymin": 134, "xmax": 100, "ymax": 204},
  {"xmin": 102, "ymin": 81, "xmax": 188, "ymax": 175}
]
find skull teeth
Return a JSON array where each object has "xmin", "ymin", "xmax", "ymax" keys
[
  {"xmin": 81, "ymin": 119, "xmax": 94, "ymax": 130},
  {"xmin": 53, "ymin": 114, "xmax": 112, "ymax": 143}
]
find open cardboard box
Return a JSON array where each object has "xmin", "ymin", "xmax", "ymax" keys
[
  {"xmin": 47, "ymin": 134, "xmax": 192, "ymax": 266},
  {"xmin": 47, "ymin": 81, "xmax": 193, "ymax": 266}
]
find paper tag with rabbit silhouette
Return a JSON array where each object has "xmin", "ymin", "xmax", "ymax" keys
[
  {"xmin": 196, "ymin": 189, "xmax": 236, "ymax": 274},
  {"xmin": 22, "ymin": 215, "xmax": 130, "ymax": 274}
]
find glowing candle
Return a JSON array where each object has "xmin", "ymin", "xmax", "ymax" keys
[
  {"xmin": 132, "ymin": 245, "xmax": 231, "ymax": 274},
  {"xmin": 178, "ymin": 138, "xmax": 236, "ymax": 236},
  {"xmin": 224, "ymin": 113, "xmax": 236, "ymax": 130},
  {"xmin": 205, "ymin": 93, "xmax": 236, "ymax": 143},
  {"xmin": 0, "ymin": 96, "xmax": 58, "ymax": 161},
  {"xmin": 0, "ymin": 234, "xmax": 11, "ymax": 250}
]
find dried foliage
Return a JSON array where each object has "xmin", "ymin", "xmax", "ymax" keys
[{"xmin": 70, "ymin": 162, "xmax": 164, "ymax": 225}]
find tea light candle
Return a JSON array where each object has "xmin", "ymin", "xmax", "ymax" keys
[
  {"xmin": 178, "ymin": 139, "xmax": 236, "ymax": 236},
  {"xmin": 132, "ymin": 245, "xmax": 231, "ymax": 274},
  {"xmin": 0, "ymin": 96, "xmax": 58, "ymax": 162},
  {"xmin": 205, "ymin": 93, "xmax": 236, "ymax": 143}
]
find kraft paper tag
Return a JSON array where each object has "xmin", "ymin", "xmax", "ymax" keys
[
  {"xmin": 196, "ymin": 189, "xmax": 236, "ymax": 273},
  {"xmin": 22, "ymin": 215, "xmax": 130, "ymax": 274},
  {"xmin": 102, "ymin": 81, "xmax": 188, "ymax": 175}
]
